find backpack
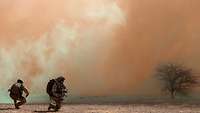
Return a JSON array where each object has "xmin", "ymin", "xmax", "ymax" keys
[
  {"xmin": 46, "ymin": 79, "xmax": 56, "ymax": 96},
  {"xmin": 10, "ymin": 84, "xmax": 23, "ymax": 97}
]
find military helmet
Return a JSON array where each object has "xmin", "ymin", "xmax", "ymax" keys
[
  {"xmin": 17, "ymin": 79, "xmax": 24, "ymax": 84},
  {"xmin": 56, "ymin": 76, "xmax": 65, "ymax": 82}
]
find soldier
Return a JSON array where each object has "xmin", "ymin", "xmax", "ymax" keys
[
  {"xmin": 46, "ymin": 76, "xmax": 67, "ymax": 111},
  {"xmin": 8, "ymin": 79, "xmax": 29, "ymax": 109}
]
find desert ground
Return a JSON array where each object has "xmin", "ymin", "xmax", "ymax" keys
[{"xmin": 0, "ymin": 103, "xmax": 200, "ymax": 113}]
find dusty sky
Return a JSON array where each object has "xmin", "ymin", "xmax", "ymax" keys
[{"xmin": 0, "ymin": 0, "xmax": 200, "ymax": 102}]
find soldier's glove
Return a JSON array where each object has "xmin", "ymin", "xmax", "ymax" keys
[{"xmin": 26, "ymin": 94, "xmax": 29, "ymax": 97}]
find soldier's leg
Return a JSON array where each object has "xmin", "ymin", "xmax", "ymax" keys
[
  {"xmin": 10, "ymin": 94, "xmax": 19, "ymax": 109},
  {"xmin": 13, "ymin": 100, "xmax": 20, "ymax": 109},
  {"xmin": 55, "ymin": 100, "xmax": 61, "ymax": 111},
  {"xmin": 16, "ymin": 96, "xmax": 26, "ymax": 107},
  {"xmin": 48, "ymin": 97, "xmax": 57, "ymax": 111},
  {"xmin": 49, "ymin": 97, "xmax": 61, "ymax": 111}
]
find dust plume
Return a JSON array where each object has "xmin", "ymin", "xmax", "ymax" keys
[
  {"xmin": 1, "ymin": 0, "xmax": 200, "ymax": 103},
  {"xmin": 0, "ymin": 0, "xmax": 125, "ymax": 103},
  {"xmin": 103, "ymin": 0, "xmax": 200, "ymax": 96}
]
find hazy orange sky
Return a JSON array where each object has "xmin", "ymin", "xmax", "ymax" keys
[{"xmin": 1, "ymin": 0, "xmax": 200, "ymax": 102}]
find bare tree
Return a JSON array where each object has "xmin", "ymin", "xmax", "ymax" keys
[{"xmin": 155, "ymin": 63, "xmax": 198, "ymax": 99}]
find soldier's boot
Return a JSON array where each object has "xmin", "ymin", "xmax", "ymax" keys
[
  {"xmin": 55, "ymin": 101, "xmax": 61, "ymax": 111},
  {"xmin": 48, "ymin": 104, "xmax": 56, "ymax": 111},
  {"xmin": 14, "ymin": 100, "xmax": 20, "ymax": 109}
]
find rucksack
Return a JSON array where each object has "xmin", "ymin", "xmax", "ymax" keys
[{"xmin": 46, "ymin": 79, "xmax": 56, "ymax": 96}]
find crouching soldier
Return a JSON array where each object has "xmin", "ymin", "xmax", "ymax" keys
[
  {"xmin": 8, "ymin": 79, "xmax": 29, "ymax": 109},
  {"xmin": 47, "ymin": 76, "xmax": 68, "ymax": 111}
]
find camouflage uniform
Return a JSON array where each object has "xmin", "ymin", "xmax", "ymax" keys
[
  {"xmin": 48, "ymin": 76, "xmax": 67, "ymax": 111},
  {"xmin": 9, "ymin": 80, "xmax": 29, "ymax": 109}
]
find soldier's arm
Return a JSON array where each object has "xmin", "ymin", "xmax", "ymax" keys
[
  {"xmin": 8, "ymin": 84, "xmax": 14, "ymax": 92},
  {"xmin": 61, "ymin": 84, "xmax": 68, "ymax": 97},
  {"xmin": 23, "ymin": 86, "xmax": 29, "ymax": 97},
  {"xmin": 8, "ymin": 86, "xmax": 11, "ymax": 92},
  {"xmin": 63, "ymin": 85, "xmax": 67, "ymax": 93}
]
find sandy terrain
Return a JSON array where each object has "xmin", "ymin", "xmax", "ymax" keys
[{"xmin": 0, "ymin": 104, "xmax": 200, "ymax": 113}]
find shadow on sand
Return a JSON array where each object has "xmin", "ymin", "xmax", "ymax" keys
[
  {"xmin": 0, "ymin": 107, "xmax": 15, "ymax": 110},
  {"xmin": 34, "ymin": 110, "xmax": 56, "ymax": 113}
]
